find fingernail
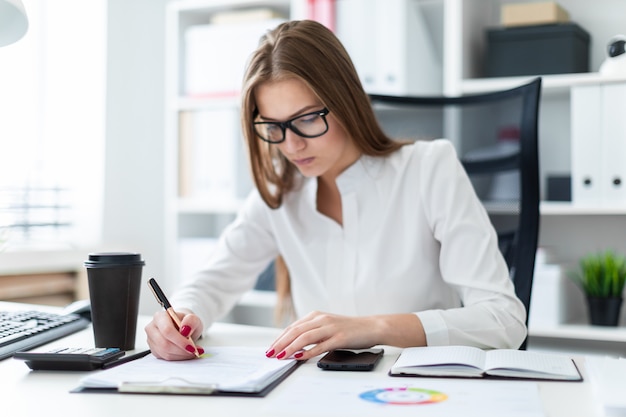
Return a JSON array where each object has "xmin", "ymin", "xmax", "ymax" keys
[
  {"xmin": 180, "ymin": 325, "xmax": 191, "ymax": 337},
  {"xmin": 265, "ymin": 349, "xmax": 275, "ymax": 358},
  {"xmin": 185, "ymin": 344, "xmax": 196, "ymax": 353},
  {"xmin": 277, "ymin": 350, "xmax": 286, "ymax": 359},
  {"xmin": 294, "ymin": 351, "xmax": 304, "ymax": 359},
  {"xmin": 197, "ymin": 347, "xmax": 205, "ymax": 355}
]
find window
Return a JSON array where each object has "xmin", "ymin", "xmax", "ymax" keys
[{"xmin": 0, "ymin": 0, "xmax": 106, "ymax": 249}]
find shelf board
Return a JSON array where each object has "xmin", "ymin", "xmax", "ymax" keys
[
  {"xmin": 171, "ymin": 0, "xmax": 291, "ymax": 14},
  {"xmin": 481, "ymin": 201, "xmax": 626, "ymax": 216},
  {"xmin": 461, "ymin": 73, "xmax": 626, "ymax": 95},
  {"xmin": 176, "ymin": 199, "xmax": 626, "ymax": 216},
  {"xmin": 482, "ymin": 201, "xmax": 520, "ymax": 214},
  {"xmin": 540, "ymin": 202, "xmax": 626, "ymax": 216},
  {"xmin": 178, "ymin": 198, "xmax": 245, "ymax": 214},
  {"xmin": 530, "ymin": 323, "xmax": 626, "ymax": 343},
  {"xmin": 172, "ymin": 96, "xmax": 239, "ymax": 111}
]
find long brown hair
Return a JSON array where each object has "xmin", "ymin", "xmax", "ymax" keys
[
  {"xmin": 241, "ymin": 20, "xmax": 407, "ymax": 323},
  {"xmin": 241, "ymin": 20, "xmax": 405, "ymax": 209}
]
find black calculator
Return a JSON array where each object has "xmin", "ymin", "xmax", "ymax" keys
[{"xmin": 14, "ymin": 347, "xmax": 125, "ymax": 371}]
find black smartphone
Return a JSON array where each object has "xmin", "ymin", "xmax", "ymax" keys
[{"xmin": 317, "ymin": 348, "xmax": 384, "ymax": 371}]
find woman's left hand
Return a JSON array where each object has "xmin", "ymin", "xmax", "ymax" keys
[
  {"xmin": 264, "ymin": 311, "xmax": 374, "ymax": 361},
  {"xmin": 266, "ymin": 311, "xmax": 426, "ymax": 361}
]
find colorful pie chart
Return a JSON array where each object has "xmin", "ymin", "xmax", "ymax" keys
[{"xmin": 359, "ymin": 387, "xmax": 448, "ymax": 405}]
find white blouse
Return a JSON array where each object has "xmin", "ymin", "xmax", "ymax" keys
[{"xmin": 171, "ymin": 139, "xmax": 527, "ymax": 349}]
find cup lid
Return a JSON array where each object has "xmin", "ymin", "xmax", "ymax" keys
[{"xmin": 84, "ymin": 252, "xmax": 145, "ymax": 268}]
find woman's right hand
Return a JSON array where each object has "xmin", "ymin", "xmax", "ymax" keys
[{"xmin": 145, "ymin": 309, "xmax": 205, "ymax": 360}]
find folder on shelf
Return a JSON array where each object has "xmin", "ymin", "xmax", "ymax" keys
[
  {"xmin": 335, "ymin": 0, "xmax": 441, "ymax": 96},
  {"xmin": 73, "ymin": 347, "xmax": 301, "ymax": 397},
  {"xmin": 184, "ymin": 18, "xmax": 286, "ymax": 98},
  {"xmin": 570, "ymin": 84, "xmax": 602, "ymax": 205},
  {"xmin": 305, "ymin": 0, "xmax": 336, "ymax": 32},
  {"xmin": 600, "ymin": 83, "xmax": 626, "ymax": 206},
  {"xmin": 178, "ymin": 109, "xmax": 240, "ymax": 201},
  {"xmin": 571, "ymin": 82, "xmax": 626, "ymax": 206}
]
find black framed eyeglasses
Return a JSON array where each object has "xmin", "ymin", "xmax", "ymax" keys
[{"xmin": 253, "ymin": 108, "xmax": 330, "ymax": 144}]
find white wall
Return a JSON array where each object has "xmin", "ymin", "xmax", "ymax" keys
[{"xmin": 104, "ymin": 0, "xmax": 169, "ymax": 315}]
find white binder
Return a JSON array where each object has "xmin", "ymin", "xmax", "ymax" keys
[
  {"xmin": 571, "ymin": 84, "xmax": 602, "ymax": 205},
  {"xmin": 335, "ymin": 0, "xmax": 442, "ymax": 95},
  {"xmin": 571, "ymin": 82, "xmax": 626, "ymax": 207},
  {"xmin": 600, "ymin": 83, "xmax": 626, "ymax": 205}
]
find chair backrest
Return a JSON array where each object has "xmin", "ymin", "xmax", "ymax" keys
[{"xmin": 369, "ymin": 78, "xmax": 542, "ymax": 349}]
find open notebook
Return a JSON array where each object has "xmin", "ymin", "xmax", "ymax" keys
[
  {"xmin": 75, "ymin": 346, "xmax": 300, "ymax": 396},
  {"xmin": 389, "ymin": 346, "xmax": 582, "ymax": 381}
]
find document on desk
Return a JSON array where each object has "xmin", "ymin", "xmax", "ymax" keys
[
  {"xmin": 585, "ymin": 355, "xmax": 626, "ymax": 416},
  {"xmin": 264, "ymin": 374, "xmax": 545, "ymax": 417},
  {"xmin": 75, "ymin": 347, "xmax": 299, "ymax": 396}
]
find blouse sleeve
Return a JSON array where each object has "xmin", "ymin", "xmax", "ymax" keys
[
  {"xmin": 414, "ymin": 140, "xmax": 527, "ymax": 349},
  {"xmin": 170, "ymin": 190, "xmax": 279, "ymax": 331}
]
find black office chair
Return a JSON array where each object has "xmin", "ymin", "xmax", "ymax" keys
[{"xmin": 369, "ymin": 77, "xmax": 542, "ymax": 349}]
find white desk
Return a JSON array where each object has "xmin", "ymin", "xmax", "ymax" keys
[{"xmin": 1, "ymin": 304, "xmax": 601, "ymax": 417}]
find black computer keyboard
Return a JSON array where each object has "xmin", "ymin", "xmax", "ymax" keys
[{"xmin": 0, "ymin": 310, "xmax": 90, "ymax": 360}]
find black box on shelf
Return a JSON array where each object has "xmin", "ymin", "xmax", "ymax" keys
[
  {"xmin": 546, "ymin": 175, "xmax": 572, "ymax": 202},
  {"xmin": 485, "ymin": 23, "xmax": 590, "ymax": 77}
]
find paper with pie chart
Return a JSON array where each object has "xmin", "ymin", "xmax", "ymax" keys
[
  {"xmin": 359, "ymin": 386, "xmax": 448, "ymax": 405},
  {"xmin": 264, "ymin": 375, "xmax": 544, "ymax": 417}
]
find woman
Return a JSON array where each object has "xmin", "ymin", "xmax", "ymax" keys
[{"xmin": 145, "ymin": 20, "xmax": 526, "ymax": 361}]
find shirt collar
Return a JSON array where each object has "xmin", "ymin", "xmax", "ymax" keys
[
  {"xmin": 302, "ymin": 153, "xmax": 384, "ymax": 205},
  {"xmin": 335, "ymin": 154, "xmax": 382, "ymax": 194}
]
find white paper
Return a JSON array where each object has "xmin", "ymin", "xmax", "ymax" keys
[
  {"xmin": 264, "ymin": 375, "xmax": 544, "ymax": 417},
  {"xmin": 586, "ymin": 356, "xmax": 626, "ymax": 416},
  {"xmin": 79, "ymin": 347, "xmax": 297, "ymax": 393}
]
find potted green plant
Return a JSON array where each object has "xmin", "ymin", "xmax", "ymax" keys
[{"xmin": 570, "ymin": 250, "xmax": 626, "ymax": 326}]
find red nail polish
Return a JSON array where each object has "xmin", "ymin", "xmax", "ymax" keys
[
  {"xmin": 185, "ymin": 345, "xmax": 196, "ymax": 353},
  {"xmin": 180, "ymin": 325, "xmax": 191, "ymax": 337},
  {"xmin": 197, "ymin": 347, "xmax": 205, "ymax": 355},
  {"xmin": 294, "ymin": 351, "xmax": 304, "ymax": 359},
  {"xmin": 277, "ymin": 350, "xmax": 286, "ymax": 359},
  {"xmin": 265, "ymin": 349, "xmax": 275, "ymax": 358}
]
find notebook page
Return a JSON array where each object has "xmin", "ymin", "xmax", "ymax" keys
[
  {"xmin": 484, "ymin": 349, "xmax": 580, "ymax": 380},
  {"xmin": 393, "ymin": 345, "xmax": 486, "ymax": 370}
]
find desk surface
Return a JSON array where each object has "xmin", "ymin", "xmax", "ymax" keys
[{"xmin": 1, "ymin": 302, "xmax": 601, "ymax": 417}]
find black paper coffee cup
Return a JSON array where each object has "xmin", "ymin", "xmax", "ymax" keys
[{"xmin": 84, "ymin": 252, "xmax": 145, "ymax": 350}]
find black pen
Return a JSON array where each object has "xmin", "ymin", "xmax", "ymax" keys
[
  {"xmin": 102, "ymin": 349, "xmax": 151, "ymax": 369},
  {"xmin": 148, "ymin": 277, "xmax": 200, "ymax": 358}
]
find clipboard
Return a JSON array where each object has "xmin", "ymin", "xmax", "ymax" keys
[{"xmin": 71, "ymin": 347, "xmax": 303, "ymax": 397}]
